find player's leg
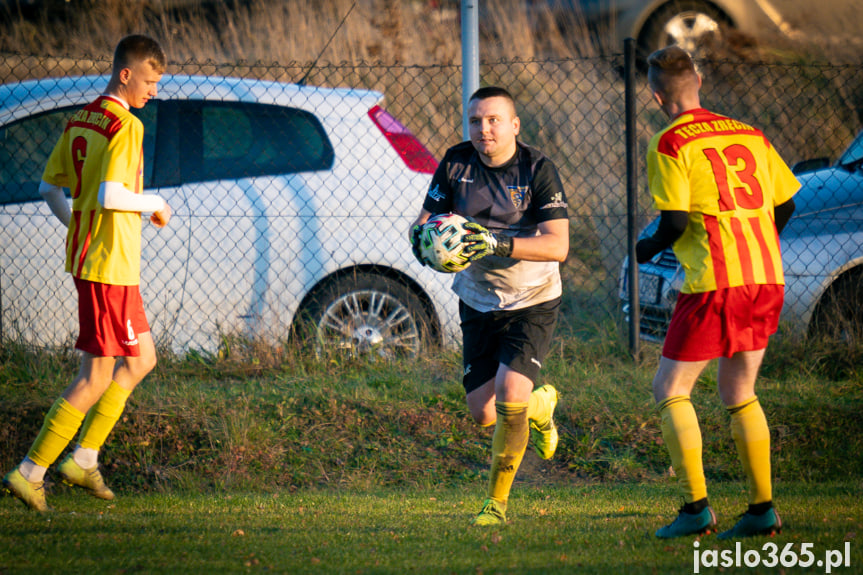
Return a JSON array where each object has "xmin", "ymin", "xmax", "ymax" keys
[
  {"xmin": 61, "ymin": 282, "xmax": 154, "ymax": 499},
  {"xmin": 518, "ymin": 298, "xmax": 561, "ymax": 460},
  {"xmin": 461, "ymin": 300, "xmax": 500, "ymax": 426},
  {"xmin": 465, "ymin": 370, "xmax": 559, "ymax": 435},
  {"xmin": 3, "ymin": 353, "xmax": 115, "ymax": 511},
  {"xmin": 716, "ymin": 348, "xmax": 781, "ymax": 538},
  {"xmin": 714, "ymin": 284, "xmax": 783, "ymax": 538},
  {"xmin": 653, "ymin": 356, "xmax": 718, "ymax": 537},
  {"xmin": 472, "ymin": 366, "xmax": 533, "ymax": 527},
  {"xmin": 466, "ymin": 379, "xmax": 497, "ymax": 426},
  {"xmin": 73, "ymin": 329, "xmax": 157, "ymax": 458},
  {"xmin": 473, "ymin": 300, "xmax": 560, "ymax": 526},
  {"xmin": 112, "ymin": 330, "xmax": 159, "ymax": 389},
  {"xmin": 459, "ymin": 301, "xmax": 510, "ymax": 525},
  {"xmin": 653, "ymin": 291, "xmax": 723, "ymax": 537}
]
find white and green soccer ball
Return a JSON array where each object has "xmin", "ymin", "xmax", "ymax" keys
[{"xmin": 419, "ymin": 213, "xmax": 473, "ymax": 273}]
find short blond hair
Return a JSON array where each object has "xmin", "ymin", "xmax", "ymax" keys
[
  {"xmin": 112, "ymin": 34, "xmax": 166, "ymax": 76},
  {"xmin": 647, "ymin": 45, "xmax": 700, "ymax": 101}
]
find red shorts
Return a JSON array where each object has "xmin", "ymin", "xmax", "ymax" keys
[
  {"xmin": 662, "ymin": 284, "xmax": 784, "ymax": 362},
  {"xmin": 74, "ymin": 277, "xmax": 150, "ymax": 357}
]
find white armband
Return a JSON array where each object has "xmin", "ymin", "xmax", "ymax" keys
[
  {"xmin": 98, "ymin": 181, "xmax": 166, "ymax": 213},
  {"xmin": 38, "ymin": 180, "xmax": 72, "ymax": 227}
]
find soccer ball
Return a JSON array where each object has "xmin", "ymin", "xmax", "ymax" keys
[{"xmin": 419, "ymin": 213, "xmax": 472, "ymax": 273}]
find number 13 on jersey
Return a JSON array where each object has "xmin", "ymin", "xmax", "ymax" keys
[{"xmin": 703, "ymin": 144, "xmax": 764, "ymax": 212}]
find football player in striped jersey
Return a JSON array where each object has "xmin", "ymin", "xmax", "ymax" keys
[
  {"xmin": 637, "ymin": 46, "xmax": 799, "ymax": 539},
  {"xmin": 3, "ymin": 35, "xmax": 170, "ymax": 511}
]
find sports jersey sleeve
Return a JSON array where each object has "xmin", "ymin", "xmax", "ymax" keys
[
  {"xmin": 102, "ymin": 116, "xmax": 144, "ymax": 194},
  {"xmin": 647, "ymin": 135, "xmax": 691, "ymax": 212},
  {"xmin": 42, "ymin": 128, "xmax": 72, "ymax": 188},
  {"xmin": 422, "ymin": 148, "xmax": 455, "ymax": 214},
  {"xmin": 530, "ymin": 158, "xmax": 569, "ymax": 222},
  {"xmin": 766, "ymin": 144, "xmax": 801, "ymax": 206}
]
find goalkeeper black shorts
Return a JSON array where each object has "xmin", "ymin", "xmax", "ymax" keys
[{"xmin": 458, "ymin": 297, "xmax": 560, "ymax": 393}]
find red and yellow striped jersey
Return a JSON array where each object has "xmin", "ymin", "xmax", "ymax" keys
[
  {"xmin": 647, "ymin": 108, "xmax": 800, "ymax": 294},
  {"xmin": 43, "ymin": 96, "xmax": 145, "ymax": 286}
]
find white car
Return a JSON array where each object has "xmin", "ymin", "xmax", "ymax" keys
[{"xmin": 0, "ymin": 75, "xmax": 459, "ymax": 357}]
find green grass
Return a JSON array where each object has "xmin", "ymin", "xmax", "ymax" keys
[
  {"xmin": 1, "ymin": 481, "xmax": 859, "ymax": 574},
  {"xmin": 2, "ymin": 329, "xmax": 862, "ymax": 491},
  {"xmin": 2, "ymin": 331, "xmax": 862, "ymax": 573}
]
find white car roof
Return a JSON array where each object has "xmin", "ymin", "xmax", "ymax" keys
[{"xmin": 0, "ymin": 74, "xmax": 384, "ymax": 125}]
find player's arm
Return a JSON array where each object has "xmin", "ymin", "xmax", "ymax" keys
[
  {"xmin": 509, "ymin": 218, "xmax": 569, "ymax": 262},
  {"xmin": 517, "ymin": 157, "xmax": 569, "ymax": 262},
  {"xmin": 635, "ymin": 210, "xmax": 688, "ymax": 263},
  {"xmin": 38, "ymin": 180, "xmax": 72, "ymax": 227},
  {"xmin": 463, "ymin": 156, "xmax": 570, "ymax": 262},
  {"xmin": 774, "ymin": 199, "xmax": 795, "ymax": 234},
  {"xmin": 98, "ymin": 181, "xmax": 172, "ymax": 228},
  {"xmin": 462, "ymin": 217, "xmax": 569, "ymax": 263}
]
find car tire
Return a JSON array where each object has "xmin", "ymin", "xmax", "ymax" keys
[
  {"xmin": 638, "ymin": 0, "xmax": 730, "ymax": 62},
  {"xmin": 809, "ymin": 271, "xmax": 863, "ymax": 342},
  {"xmin": 297, "ymin": 271, "xmax": 435, "ymax": 359}
]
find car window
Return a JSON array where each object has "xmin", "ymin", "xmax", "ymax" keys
[
  {"xmin": 0, "ymin": 108, "xmax": 72, "ymax": 205},
  {"xmin": 838, "ymin": 130, "xmax": 863, "ymax": 169},
  {"xmin": 178, "ymin": 101, "xmax": 334, "ymax": 183},
  {"xmin": 0, "ymin": 103, "xmax": 160, "ymax": 206},
  {"xmin": 131, "ymin": 102, "xmax": 158, "ymax": 187}
]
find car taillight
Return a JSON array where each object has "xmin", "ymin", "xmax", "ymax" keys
[{"xmin": 368, "ymin": 105, "xmax": 438, "ymax": 174}]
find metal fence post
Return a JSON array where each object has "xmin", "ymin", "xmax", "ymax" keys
[
  {"xmin": 624, "ymin": 37, "xmax": 640, "ymax": 360},
  {"xmin": 461, "ymin": 0, "xmax": 480, "ymax": 141}
]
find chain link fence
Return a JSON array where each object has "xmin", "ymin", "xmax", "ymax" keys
[{"xmin": 1, "ymin": 54, "xmax": 861, "ymax": 355}]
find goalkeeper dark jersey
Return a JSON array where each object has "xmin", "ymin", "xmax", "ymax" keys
[{"xmin": 422, "ymin": 140, "xmax": 569, "ymax": 312}]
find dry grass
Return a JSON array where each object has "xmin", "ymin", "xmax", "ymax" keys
[
  {"xmin": 0, "ymin": 0, "xmax": 597, "ymax": 64},
  {"xmin": 2, "ymin": 0, "xmax": 859, "ymax": 66}
]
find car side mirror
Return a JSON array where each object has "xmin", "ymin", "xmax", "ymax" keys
[{"xmin": 791, "ymin": 157, "xmax": 830, "ymax": 174}]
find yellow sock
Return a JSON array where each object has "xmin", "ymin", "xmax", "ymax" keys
[
  {"xmin": 78, "ymin": 381, "xmax": 132, "ymax": 450},
  {"xmin": 488, "ymin": 401, "xmax": 529, "ymax": 505},
  {"xmin": 27, "ymin": 398, "xmax": 85, "ymax": 468},
  {"xmin": 728, "ymin": 397, "xmax": 772, "ymax": 505},
  {"xmin": 658, "ymin": 395, "xmax": 707, "ymax": 504},
  {"xmin": 527, "ymin": 386, "xmax": 551, "ymax": 425}
]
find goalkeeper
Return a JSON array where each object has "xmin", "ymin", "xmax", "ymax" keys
[{"xmin": 409, "ymin": 86, "xmax": 569, "ymax": 526}]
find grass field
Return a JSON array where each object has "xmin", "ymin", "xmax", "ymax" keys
[
  {"xmin": 1, "ymin": 332, "xmax": 862, "ymax": 573},
  {"xmin": 1, "ymin": 481, "xmax": 859, "ymax": 574}
]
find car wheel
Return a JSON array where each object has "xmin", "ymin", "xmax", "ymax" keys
[
  {"xmin": 638, "ymin": 0, "xmax": 730, "ymax": 62},
  {"xmin": 809, "ymin": 271, "xmax": 863, "ymax": 342},
  {"xmin": 299, "ymin": 271, "xmax": 434, "ymax": 359}
]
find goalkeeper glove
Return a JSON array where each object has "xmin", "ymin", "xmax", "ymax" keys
[
  {"xmin": 462, "ymin": 221, "xmax": 513, "ymax": 261},
  {"xmin": 409, "ymin": 224, "xmax": 426, "ymax": 266}
]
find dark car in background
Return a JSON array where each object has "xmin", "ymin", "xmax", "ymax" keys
[{"xmin": 620, "ymin": 129, "xmax": 863, "ymax": 342}]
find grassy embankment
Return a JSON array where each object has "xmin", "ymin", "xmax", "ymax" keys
[
  {"xmin": 2, "ymin": 322, "xmax": 861, "ymax": 493},
  {"xmin": 1, "ymin": 331, "xmax": 861, "ymax": 573}
]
